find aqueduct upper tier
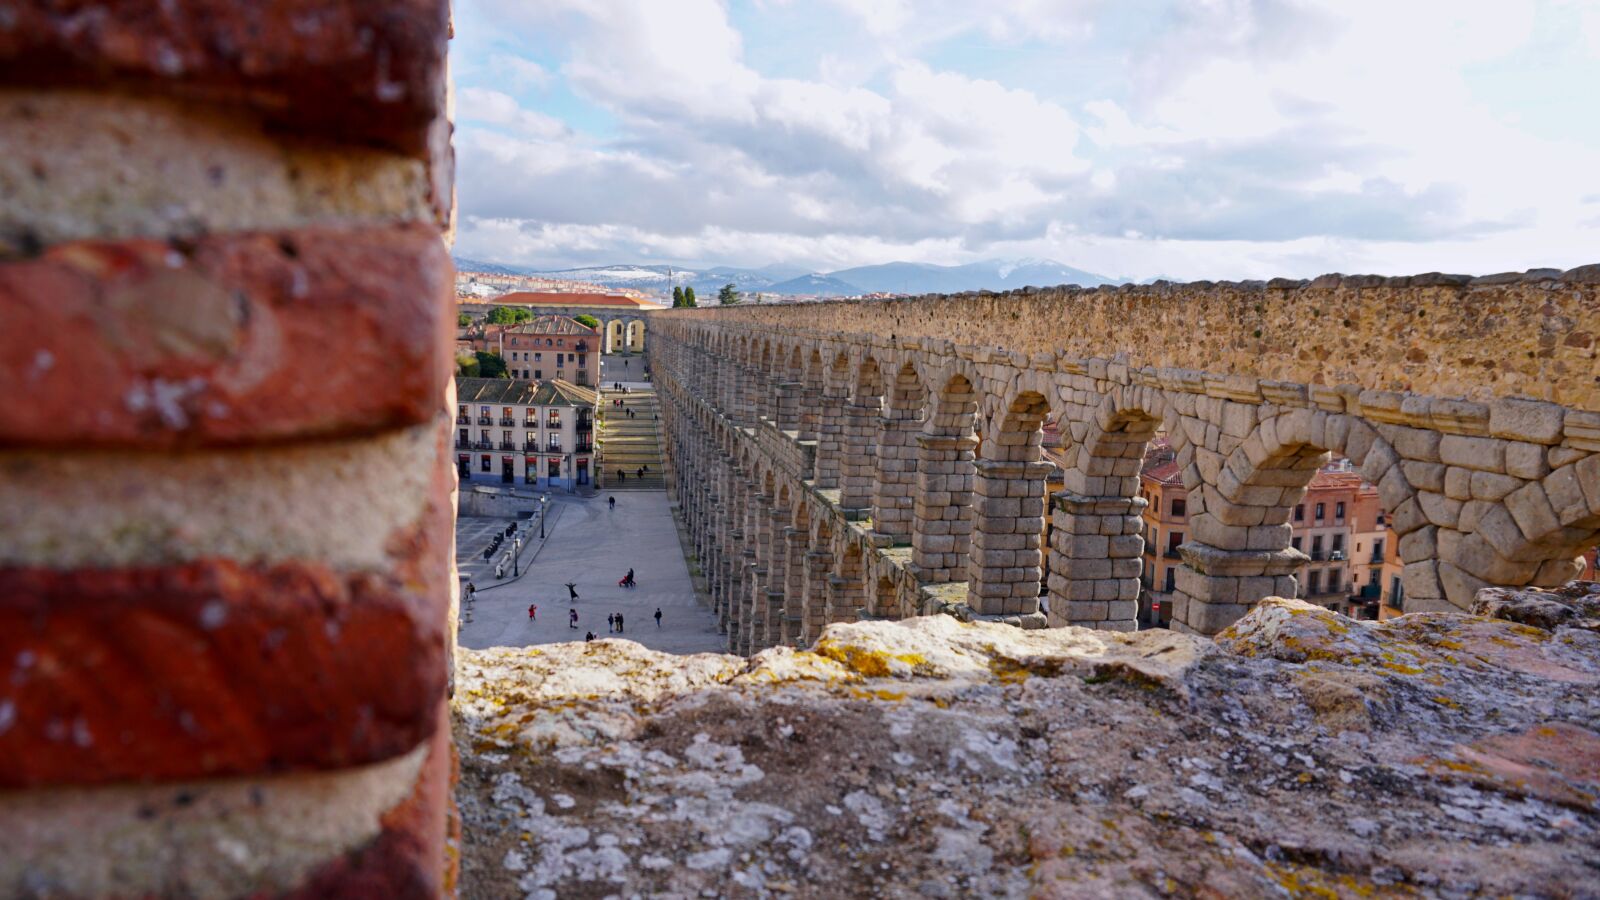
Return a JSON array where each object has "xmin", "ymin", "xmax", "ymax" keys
[{"xmin": 649, "ymin": 268, "xmax": 1600, "ymax": 654}]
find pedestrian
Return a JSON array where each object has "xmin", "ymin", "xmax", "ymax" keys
[
  {"xmin": 636, "ymin": 466, "xmax": 644, "ymax": 479},
  {"xmin": 607, "ymin": 613, "xmax": 615, "ymax": 633},
  {"xmin": 569, "ymin": 608, "xmax": 578, "ymax": 629},
  {"xmin": 495, "ymin": 563, "xmax": 503, "ymax": 579},
  {"xmin": 565, "ymin": 581, "xmax": 578, "ymax": 602},
  {"xmin": 466, "ymin": 581, "xmax": 476, "ymax": 602},
  {"xmin": 616, "ymin": 612, "xmax": 625, "ymax": 633},
  {"xmin": 585, "ymin": 631, "xmax": 595, "ymax": 642},
  {"xmin": 608, "ymin": 496, "xmax": 616, "ymax": 510},
  {"xmin": 654, "ymin": 607, "xmax": 662, "ymax": 628},
  {"xmin": 627, "ymin": 567, "xmax": 635, "ymax": 586},
  {"xmin": 618, "ymin": 468, "xmax": 625, "ymax": 482},
  {"xmin": 528, "ymin": 603, "xmax": 537, "ymax": 620}
]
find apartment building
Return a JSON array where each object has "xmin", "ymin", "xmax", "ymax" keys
[
  {"xmin": 464, "ymin": 315, "xmax": 600, "ymax": 387},
  {"xmin": 454, "ymin": 377, "xmax": 597, "ymax": 491}
]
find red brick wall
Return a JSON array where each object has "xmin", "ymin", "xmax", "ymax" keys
[{"xmin": 0, "ymin": 3, "xmax": 458, "ymax": 896}]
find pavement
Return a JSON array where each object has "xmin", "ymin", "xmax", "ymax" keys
[{"xmin": 455, "ymin": 490, "xmax": 725, "ymax": 655}]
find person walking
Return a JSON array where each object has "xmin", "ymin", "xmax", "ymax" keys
[
  {"xmin": 615, "ymin": 612, "xmax": 625, "ymax": 633},
  {"xmin": 618, "ymin": 468, "xmax": 625, "ymax": 483},
  {"xmin": 606, "ymin": 613, "xmax": 615, "ymax": 633},
  {"xmin": 636, "ymin": 466, "xmax": 644, "ymax": 479},
  {"xmin": 528, "ymin": 603, "xmax": 537, "ymax": 621},
  {"xmin": 565, "ymin": 582, "xmax": 579, "ymax": 602},
  {"xmin": 654, "ymin": 607, "xmax": 662, "ymax": 628},
  {"xmin": 626, "ymin": 568, "xmax": 635, "ymax": 588},
  {"xmin": 608, "ymin": 496, "xmax": 616, "ymax": 510},
  {"xmin": 568, "ymin": 609, "xmax": 579, "ymax": 629}
]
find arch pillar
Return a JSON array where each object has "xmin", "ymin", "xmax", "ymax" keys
[
  {"xmin": 1171, "ymin": 544, "xmax": 1304, "ymax": 636},
  {"xmin": 801, "ymin": 549, "xmax": 832, "ymax": 645},
  {"xmin": 871, "ymin": 414, "xmax": 920, "ymax": 542},
  {"xmin": 1045, "ymin": 491, "xmax": 1146, "ymax": 630},
  {"xmin": 837, "ymin": 401, "xmax": 879, "ymax": 510},
  {"xmin": 909, "ymin": 433, "xmax": 977, "ymax": 583},
  {"xmin": 965, "ymin": 459, "xmax": 1052, "ymax": 616},
  {"xmin": 783, "ymin": 526, "xmax": 808, "ymax": 644}
]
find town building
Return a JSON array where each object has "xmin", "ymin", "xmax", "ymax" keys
[
  {"xmin": 463, "ymin": 315, "xmax": 601, "ymax": 387},
  {"xmin": 455, "ymin": 377, "xmax": 597, "ymax": 491},
  {"xmin": 457, "ymin": 290, "xmax": 662, "ymax": 353}
]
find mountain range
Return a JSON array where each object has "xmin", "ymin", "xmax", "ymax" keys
[{"xmin": 452, "ymin": 257, "xmax": 1118, "ymax": 298}]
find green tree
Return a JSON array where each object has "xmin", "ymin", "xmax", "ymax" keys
[
  {"xmin": 474, "ymin": 350, "xmax": 509, "ymax": 378},
  {"xmin": 486, "ymin": 306, "xmax": 533, "ymax": 325},
  {"xmin": 717, "ymin": 283, "xmax": 741, "ymax": 305},
  {"xmin": 573, "ymin": 314, "xmax": 600, "ymax": 329},
  {"xmin": 683, "ymin": 286, "xmax": 696, "ymax": 307},
  {"xmin": 456, "ymin": 354, "xmax": 480, "ymax": 377},
  {"xmin": 457, "ymin": 312, "xmax": 473, "ymax": 328},
  {"xmin": 671, "ymin": 285, "xmax": 685, "ymax": 308}
]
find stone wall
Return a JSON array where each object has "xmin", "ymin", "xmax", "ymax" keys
[
  {"xmin": 0, "ymin": 4, "xmax": 459, "ymax": 897},
  {"xmin": 651, "ymin": 272, "xmax": 1600, "ymax": 652}
]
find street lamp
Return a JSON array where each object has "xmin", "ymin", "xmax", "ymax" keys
[
  {"xmin": 512, "ymin": 536, "xmax": 522, "ymax": 577},
  {"xmin": 540, "ymin": 494, "xmax": 550, "ymax": 539}
]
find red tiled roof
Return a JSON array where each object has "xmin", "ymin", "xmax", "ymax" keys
[
  {"xmin": 1142, "ymin": 459, "xmax": 1183, "ymax": 485},
  {"xmin": 492, "ymin": 291, "xmax": 654, "ymax": 309}
]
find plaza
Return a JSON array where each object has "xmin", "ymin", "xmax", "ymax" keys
[{"xmin": 455, "ymin": 489, "xmax": 723, "ymax": 655}]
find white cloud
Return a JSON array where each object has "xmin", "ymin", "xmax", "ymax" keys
[{"xmin": 449, "ymin": 0, "xmax": 1600, "ymax": 278}]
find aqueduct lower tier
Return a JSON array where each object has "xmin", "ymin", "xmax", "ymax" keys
[{"xmin": 649, "ymin": 270, "xmax": 1600, "ymax": 654}]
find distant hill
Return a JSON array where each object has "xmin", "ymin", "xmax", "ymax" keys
[
  {"xmin": 764, "ymin": 273, "xmax": 864, "ymax": 296},
  {"xmin": 828, "ymin": 259, "xmax": 1115, "ymax": 294},
  {"xmin": 454, "ymin": 256, "xmax": 1117, "ymax": 298}
]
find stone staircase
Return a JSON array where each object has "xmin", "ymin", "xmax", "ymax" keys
[{"xmin": 598, "ymin": 388, "xmax": 666, "ymax": 489}]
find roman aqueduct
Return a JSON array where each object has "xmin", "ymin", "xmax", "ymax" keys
[{"xmin": 651, "ymin": 272, "xmax": 1600, "ymax": 654}]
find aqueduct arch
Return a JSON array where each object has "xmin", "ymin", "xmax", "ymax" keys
[{"xmin": 650, "ymin": 270, "xmax": 1600, "ymax": 654}]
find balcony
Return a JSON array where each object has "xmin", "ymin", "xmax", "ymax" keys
[
  {"xmin": 523, "ymin": 441, "xmax": 540, "ymax": 451},
  {"xmin": 576, "ymin": 442, "xmax": 594, "ymax": 453},
  {"xmin": 1369, "ymin": 552, "xmax": 1385, "ymax": 564},
  {"xmin": 477, "ymin": 416, "xmax": 492, "ymax": 425},
  {"xmin": 545, "ymin": 443, "xmax": 563, "ymax": 453},
  {"xmin": 1308, "ymin": 550, "xmax": 1325, "ymax": 561},
  {"xmin": 499, "ymin": 417, "xmax": 516, "ymax": 427},
  {"xmin": 1330, "ymin": 550, "xmax": 1346, "ymax": 561},
  {"xmin": 1163, "ymin": 547, "xmax": 1182, "ymax": 560},
  {"xmin": 455, "ymin": 415, "xmax": 470, "ymax": 424},
  {"xmin": 499, "ymin": 441, "xmax": 517, "ymax": 451},
  {"xmin": 1354, "ymin": 583, "xmax": 1382, "ymax": 600}
]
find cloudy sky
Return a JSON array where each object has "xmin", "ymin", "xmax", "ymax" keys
[{"xmin": 450, "ymin": 0, "xmax": 1600, "ymax": 281}]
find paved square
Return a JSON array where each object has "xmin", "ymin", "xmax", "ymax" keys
[{"xmin": 456, "ymin": 490, "xmax": 725, "ymax": 654}]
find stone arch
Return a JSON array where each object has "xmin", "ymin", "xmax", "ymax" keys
[
  {"xmin": 625, "ymin": 318, "xmax": 646, "ymax": 353},
  {"xmin": 811, "ymin": 351, "xmax": 854, "ymax": 489},
  {"xmin": 1173, "ymin": 409, "xmax": 1417, "ymax": 634}
]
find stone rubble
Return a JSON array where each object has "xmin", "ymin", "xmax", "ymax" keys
[{"xmin": 454, "ymin": 587, "xmax": 1600, "ymax": 898}]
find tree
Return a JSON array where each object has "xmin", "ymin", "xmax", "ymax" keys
[
  {"xmin": 456, "ymin": 354, "xmax": 480, "ymax": 377},
  {"xmin": 457, "ymin": 312, "xmax": 472, "ymax": 328},
  {"xmin": 717, "ymin": 283, "xmax": 742, "ymax": 305},
  {"xmin": 486, "ymin": 306, "xmax": 533, "ymax": 325},
  {"xmin": 671, "ymin": 285, "xmax": 685, "ymax": 308},
  {"xmin": 683, "ymin": 286, "xmax": 696, "ymax": 307},
  {"xmin": 474, "ymin": 351, "xmax": 509, "ymax": 378},
  {"xmin": 573, "ymin": 314, "xmax": 600, "ymax": 329}
]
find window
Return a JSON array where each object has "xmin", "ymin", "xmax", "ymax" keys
[
  {"xmin": 534, "ymin": 352, "xmax": 542, "ymax": 361},
  {"xmin": 1372, "ymin": 538, "xmax": 1385, "ymax": 561},
  {"xmin": 547, "ymin": 434, "xmax": 562, "ymax": 451},
  {"xmin": 1332, "ymin": 533, "xmax": 1345, "ymax": 553},
  {"xmin": 556, "ymin": 354, "xmax": 564, "ymax": 368},
  {"xmin": 480, "ymin": 455, "xmax": 491, "ymax": 473},
  {"xmin": 1311, "ymin": 535, "xmax": 1324, "ymax": 558},
  {"xmin": 547, "ymin": 338, "xmax": 554, "ymax": 346},
  {"xmin": 548, "ymin": 411, "xmax": 562, "ymax": 428},
  {"xmin": 1294, "ymin": 505, "xmax": 1305, "ymax": 522},
  {"xmin": 1335, "ymin": 501, "xmax": 1345, "ymax": 520},
  {"xmin": 457, "ymin": 405, "xmax": 467, "ymax": 420},
  {"xmin": 557, "ymin": 339, "xmax": 564, "ymax": 347},
  {"xmin": 479, "ymin": 406, "xmax": 490, "ymax": 417},
  {"xmin": 534, "ymin": 370, "xmax": 542, "ymax": 380},
  {"xmin": 1163, "ymin": 567, "xmax": 1176, "ymax": 593},
  {"xmin": 1166, "ymin": 532, "xmax": 1183, "ymax": 557},
  {"xmin": 1308, "ymin": 570, "xmax": 1322, "ymax": 594},
  {"xmin": 502, "ymin": 429, "xmax": 512, "ymax": 444},
  {"xmin": 503, "ymin": 407, "xmax": 512, "ymax": 419},
  {"xmin": 479, "ymin": 429, "xmax": 489, "ymax": 443},
  {"xmin": 1170, "ymin": 498, "xmax": 1186, "ymax": 518},
  {"xmin": 1328, "ymin": 569, "xmax": 1341, "ymax": 592},
  {"xmin": 1291, "ymin": 536, "xmax": 1303, "ymax": 551},
  {"xmin": 525, "ymin": 458, "xmax": 537, "ymax": 484},
  {"xmin": 1315, "ymin": 502, "xmax": 1325, "ymax": 520}
]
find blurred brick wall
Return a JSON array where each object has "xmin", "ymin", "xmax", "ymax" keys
[{"xmin": 0, "ymin": 3, "xmax": 459, "ymax": 896}]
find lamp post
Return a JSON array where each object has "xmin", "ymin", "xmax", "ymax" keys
[
  {"xmin": 540, "ymin": 494, "xmax": 549, "ymax": 539},
  {"xmin": 512, "ymin": 536, "xmax": 522, "ymax": 577}
]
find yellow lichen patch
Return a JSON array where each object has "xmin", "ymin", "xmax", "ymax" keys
[
  {"xmin": 847, "ymin": 687, "xmax": 907, "ymax": 702},
  {"xmin": 810, "ymin": 638, "xmax": 927, "ymax": 678},
  {"xmin": 1263, "ymin": 862, "xmax": 1398, "ymax": 898}
]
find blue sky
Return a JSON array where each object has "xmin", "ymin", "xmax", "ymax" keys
[{"xmin": 449, "ymin": 0, "xmax": 1600, "ymax": 280}]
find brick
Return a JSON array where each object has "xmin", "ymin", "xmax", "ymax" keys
[
  {"xmin": 0, "ymin": 559, "xmax": 448, "ymax": 787},
  {"xmin": 0, "ymin": 225, "xmax": 452, "ymax": 448},
  {"xmin": 284, "ymin": 703, "xmax": 455, "ymax": 899},
  {"xmin": 0, "ymin": 0, "xmax": 451, "ymax": 155}
]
